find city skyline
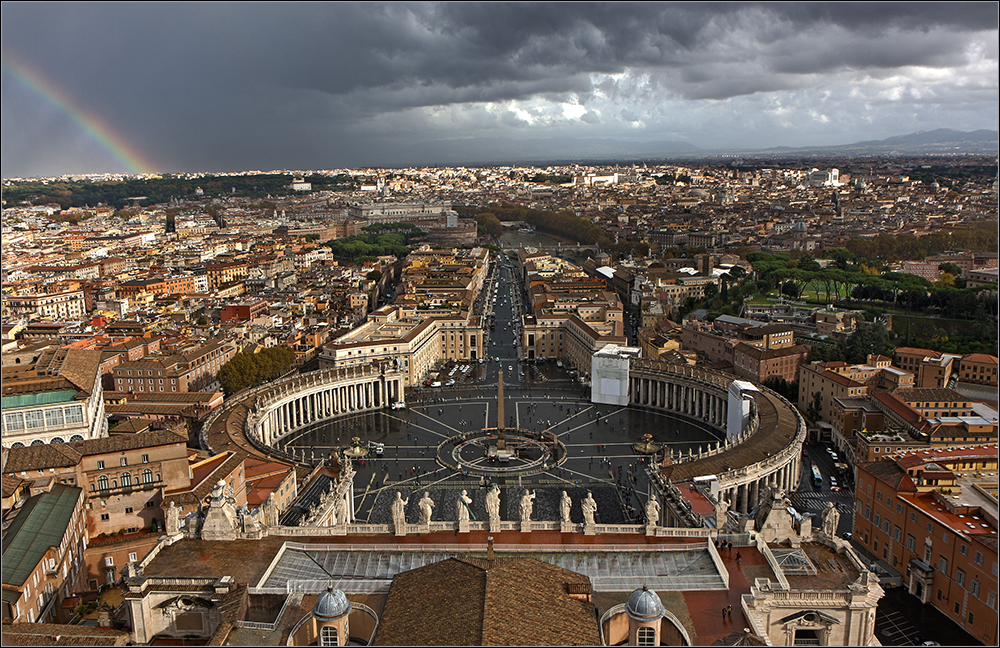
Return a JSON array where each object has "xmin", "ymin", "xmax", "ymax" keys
[{"xmin": 2, "ymin": 2, "xmax": 998, "ymax": 178}]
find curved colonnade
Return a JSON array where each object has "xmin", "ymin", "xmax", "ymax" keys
[
  {"xmin": 200, "ymin": 365, "xmax": 407, "ymax": 463},
  {"xmin": 629, "ymin": 360, "xmax": 806, "ymax": 517}
]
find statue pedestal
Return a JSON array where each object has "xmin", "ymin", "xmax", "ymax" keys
[
  {"xmin": 458, "ymin": 520, "xmax": 470, "ymax": 534},
  {"xmin": 584, "ymin": 523, "xmax": 597, "ymax": 536},
  {"xmin": 419, "ymin": 524, "xmax": 431, "ymax": 535},
  {"xmin": 560, "ymin": 522, "xmax": 575, "ymax": 533},
  {"xmin": 520, "ymin": 520, "xmax": 531, "ymax": 533},
  {"xmin": 489, "ymin": 521, "xmax": 501, "ymax": 534},
  {"xmin": 645, "ymin": 524, "xmax": 657, "ymax": 536},
  {"xmin": 394, "ymin": 525, "xmax": 407, "ymax": 537},
  {"xmin": 330, "ymin": 524, "xmax": 348, "ymax": 536}
]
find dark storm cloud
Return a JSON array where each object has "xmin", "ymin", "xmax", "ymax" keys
[{"xmin": 1, "ymin": 2, "xmax": 997, "ymax": 176}]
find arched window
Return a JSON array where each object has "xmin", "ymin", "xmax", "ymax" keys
[
  {"xmin": 70, "ymin": 435, "xmax": 84, "ymax": 442},
  {"xmin": 142, "ymin": 469, "xmax": 153, "ymax": 484},
  {"xmin": 30, "ymin": 439, "xmax": 44, "ymax": 446},
  {"xmin": 320, "ymin": 626, "xmax": 338, "ymax": 647},
  {"xmin": 51, "ymin": 437, "xmax": 64, "ymax": 444},
  {"xmin": 637, "ymin": 626, "xmax": 657, "ymax": 647},
  {"xmin": 10, "ymin": 442, "xmax": 25, "ymax": 449},
  {"xmin": 121, "ymin": 472, "xmax": 132, "ymax": 487},
  {"xmin": 98, "ymin": 475, "xmax": 109, "ymax": 491}
]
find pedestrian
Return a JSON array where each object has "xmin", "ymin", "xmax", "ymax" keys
[
  {"xmin": 736, "ymin": 552, "xmax": 741, "ymax": 566},
  {"xmin": 727, "ymin": 605, "xmax": 732, "ymax": 617},
  {"xmin": 722, "ymin": 607, "xmax": 727, "ymax": 619}
]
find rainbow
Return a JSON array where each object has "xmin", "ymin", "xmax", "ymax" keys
[{"xmin": 2, "ymin": 53, "xmax": 159, "ymax": 175}]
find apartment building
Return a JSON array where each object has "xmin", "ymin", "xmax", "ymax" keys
[
  {"xmin": 958, "ymin": 354, "xmax": 999, "ymax": 387},
  {"xmin": 4, "ymin": 289, "xmax": 87, "ymax": 320},
  {"xmin": 798, "ymin": 359, "xmax": 914, "ymax": 424},
  {"xmin": 854, "ymin": 446, "xmax": 998, "ymax": 645},
  {"xmin": 112, "ymin": 338, "xmax": 236, "ymax": 393},
  {"xmin": 1, "ymin": 485, "xmax": 87, "ymax": 623}
]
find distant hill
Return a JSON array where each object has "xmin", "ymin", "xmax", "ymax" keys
[
  {"xmin": 757, "ymin": 129, "xmax": 999, "ymax": 156},
  {"xmin": 380, "ymin": 129, "xmax": 996, "ymax": 168}
]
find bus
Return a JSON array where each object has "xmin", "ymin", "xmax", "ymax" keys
[{"xmin": 811, "ymin": 463, "xmax": 823, "ymax": 488}]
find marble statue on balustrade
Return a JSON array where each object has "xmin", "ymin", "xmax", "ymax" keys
[
  {"xmin": 457, "ymin": 489, "xmax": 473, "ymax": 522},
  {"xmin": 485, "ymin": 483, "xmax": 501, "ymax": 527},
  {"xmin": 715, "ymin": 497, "xmax": 729, "ymax": 530},
  {"xmin": 519, "ymin": 489, "xmax": 535, "ymax": 523},
  {"xmin": 582, "ymin": 491, "xmax": 598, "ymax": 527},
  {"xmin": 645, "ymin": 496, "xmax": 660, "ymax": 527},
  {"xmin": 821, "ymin": 501, "xmax": 840, "ymax": 537},
  {"xmin": 560, "ymin": 491, "xmax": 572, "ymax": 524},
  {"xmin": 263, "ymin": 494, "xmax": 279, "ymax": 527},
  {"xmin": 334, "ymin": 492, "xmax": 349, "ymax": 526},
  {"xmin": 166, "ymin": 501, "xmax": 181, "ymax": 534},
  {"xmin": 418, "ymin": 491, "xmax": 435, "ymax": 525},
  {"xmin": 392, "ymin": 492, "xmax": 409, "ymax": 533}
]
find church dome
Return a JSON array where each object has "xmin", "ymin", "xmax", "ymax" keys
[
  {"xmin": 313, "ymin": 587, "xmax": 351, "ymax": 622},
  {"xmin": 626, "ymin": 585, "xmax": 665, "ymax": 621},
  {"xmin": 792, "ymin": 221, "xmax": 808, "ymax": 233}
]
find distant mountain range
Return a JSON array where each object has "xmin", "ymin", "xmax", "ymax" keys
[
  {"xmin": 392, "ymin": 129, "xmax": 997, "ymax": 167},
  {"xmin": 755, "ymin": 128, "xmax": 999, "ymax": 157}
]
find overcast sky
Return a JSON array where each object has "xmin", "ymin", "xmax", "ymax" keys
[{"xmin": 2, "ymin": 2, "xmax": 997, "ymax": 177}]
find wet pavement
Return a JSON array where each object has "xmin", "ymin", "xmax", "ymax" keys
[{"xmin": 282, "ymin": 378, "xmax": 722, "ymax": 524}]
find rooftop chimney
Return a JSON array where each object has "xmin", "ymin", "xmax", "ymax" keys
[{"xmin": 487, "ymin": 536, "xmax": 494, "ymax": 561}]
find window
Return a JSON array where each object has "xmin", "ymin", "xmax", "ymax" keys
[
  {"xmin": 4, "ymin": 412, "xmax": 24, "ymax": 431},
  {"xmin": 320, "ymin": 626, "xmax": 338, "ymax": 647},
  {"xmin": 893, "ymin": 526, "xmax": 901, "ymax": 541},
  {"xmin": 637, "ymin": 627, "xmax": 657, "ymax": 646},
  {"xmin": 957, "ymin": 569, "xmax": 966, "ymax": 587},
  {"xmin": 886, "ymin": 497, "xmax": 892, "ymax": 508},
  {"xmin": 876, "ymin": 491, "xmax": 882, "ymax": 501},
  {"xmin": 927, "ymin": 522, "xmax": 934, "ymax": 533},
  {"xmin": 142, "ymin": 469, "xmax": 153, "ymax": 484},
  {"xmin": 883, "ymin": 520, "xmax": 890, "ymax": 534},
  {"xmin": 874, "ymin": 513, "xmax": 881, "ymax": 527},
  {"xmin": 142, "ymin": 454, "xmax": 149, "ymax": 464},
  {"xmin": 968, "ymin": 612, "xmax": 974, "ymax": 625},
  {"xmin": 97, "ymin": 475, "xmax": 109, "ymax": 491},
  {"xmin": 960, "ymin": 544, "xmax": 968, "ymax": 556},
  {"xmin": 906, "ymin": 535, "xmax": 916, "ymax": 551},
  {"xmin": 938, "ymin": 557, "xmax": 948, "ymax": 575},
  {"xmin": 100, "ymin": 513, "xmax": 109, "ymax": 521},
  {"xmin": 105, "ymin": 557, "xmax": 114, "ymax": 566},
  {"xmin": 24, "ymin": 411, "xmax": 44, "ymax": 429},
  {"xmin": 120, "ymin": 457, "xmax": 128, "ymax": 467},
  {"xmin": 910, "ymin": 512, "xmax": 917, "ymax": 523},
  {"xmin": 974, "ymin": 551, "xmax": 983, "ymax": 566},
  {"xmin": 128, "ymin": 553, "xmax": 137, "ymax": 562},
  {"xmin": 45, "ymin": 409, "xmax": 64, "ymax": 428},
  {"xmin": 971, "ymin": 579, "xmax": 980, "ymax": 597},
  {"xmin": 125, "ymin": 507, "xmax": 133, "ymax": 514},
  {"xmin": 97, "ymin": 460, "xmax": 105, "ymax": 470},
  {"xmin": 988, "ymin": 590, "xmax": 996, "ymax": 609},
  {"xmin": 121, "ymin": 472, "xmax": 131, "ymax": 487}
]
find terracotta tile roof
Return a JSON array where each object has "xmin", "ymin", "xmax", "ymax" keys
[
  {"xmin": 892, "ymin": 388, "xmax": 967, "ymax": 403},
  {"xmin": 872, "ymin": 392, "xmax": 926, "ymax": 429},
  {"xmin": 1, "ymin": 623, "xmax": 128, "ymax": 646},
  {"xmin": 857, "ymin": 459, "xmax": 916, "ymax": 492},
  {"xmin": 3, "ymin": 442, "xmax": 84, "ymax": 473},
  {"xmin": 373, "ymin": 556, "xmax": 601, "ymax": 646},
  {"xmin": 962, "ymin": 353, "xmax": 998, "ymax": 364}
]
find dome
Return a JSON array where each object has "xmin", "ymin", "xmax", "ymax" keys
[
  {"xmin": 792, "ymin": 221, "xmax": 808, "ymax": 232},
  {"xmin": 313, "ymin": 587, "xmax": 351, "ymax": 622},
  {"xmin": 626, "ymin": 586, "xmax": 665, "ymax": 621}
]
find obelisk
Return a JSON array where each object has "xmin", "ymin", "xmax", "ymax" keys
[{"xmin": 497, "ymin": 369, "xmax": 505, "ymax": 431}]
